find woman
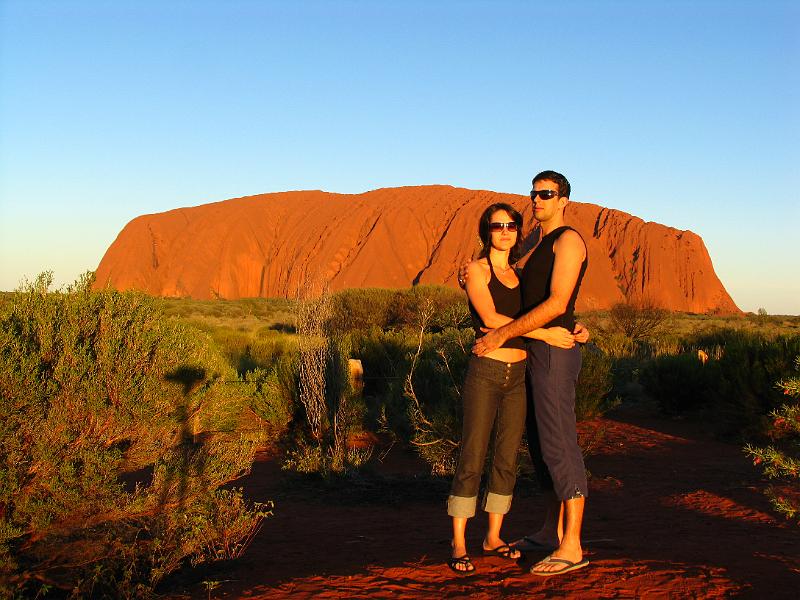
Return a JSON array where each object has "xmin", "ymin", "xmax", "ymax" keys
[{"xmin": 448, "ymin": 203, "xmax": 579, "ymax": 574}]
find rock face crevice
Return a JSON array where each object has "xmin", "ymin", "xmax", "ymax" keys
[{"xmin": 94, "ymin": 186, "xmax": 740, "ymax": 314}]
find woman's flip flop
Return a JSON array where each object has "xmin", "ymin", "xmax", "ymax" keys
[
  {"xmin": 448, "ymin": 554, "xmax": 476, "ymax": 575},
  {"xmin": 483, "ymin": 544, "xmax": 521, "ymax": 560}
]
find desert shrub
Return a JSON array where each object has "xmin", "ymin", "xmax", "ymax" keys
[
  {"xmin": 346, "ymin": 324, "xmax": 477, "ymax": 449},
  {"xmin": 326, "ymin": 285, "xmax": 470, "ymax": 334},
  {"xmin": 389, "ymin": 285, "xmax": 470, "ymax": 331},
  {"xmin": 405, "ymin": 323, "xmax": 473, "ymax": 476},
  {"xmin": 282, "ymin": 336, "xmax": 371, "ymax": 474},
  {"xmin": 575, "ymin": 345, "xmax": 616, "ymax": 420},
  {"xmin": 198, "ymin": 325, "xmax": 295, "ymax": 376},
  {"xmin": 161, "ymin": 297, "xmax": 293, "ymax": 322},
  {"xmin": 346, "ymin": 327, "xmax": 416, "ymax": 439},
  {"xmin": 646, "ymin": 333, "xmax": 685, "ymax": 358},
  {"xmin": 640, "ymin": 330, "xmax": 800, "ymax": 438},
  {"xmin": 209, "ymin": 326, "xmax": 252, "ymax": 373},
  {"xmin": 745, "ymin": 356, "xmax": 800, "ymax": 523},
  {"xmin": 608, "ymin": 300, "xmax": 670, "ymax": 341},
  {"xmin": 248, "ymin": 333, "xmax": 294, "ymax": 370},
  {"xmin": 284, "ymin": 292, "xmax": 370, "ymax": 474},
  {"xmin": 0, "ymin": 273, "xmax": 268, "ymax": 597},
  {"xmin": 327, "ymin": 288, "xmax": 398, "ymax": 333},
  {"xmin": 692, "ymin": 330, "xmax": 800, "ymax": 437},
  {"xmin": 592, "ymin": 330, "xmax": 636, "ymax": 358},
  {"xmin": 639, "ymin": 353, "xmax": 712, "ymax": 415},
  {"xmin": 244, "ymin": 351, "xmax": 299, "ymax": 432}
]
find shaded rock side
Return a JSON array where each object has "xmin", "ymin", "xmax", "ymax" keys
[{"xmin": 94, "ymin": 186, "xmax": 740, "ymax": 314}]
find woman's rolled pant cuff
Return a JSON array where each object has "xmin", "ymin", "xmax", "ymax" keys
[
  {"xmin": 447, "ymin": 494, "xmax": 477, "ymax": 518},
  {"xmin": 483, "ymin": 491, "xmax": 513, "ymax": 515}
]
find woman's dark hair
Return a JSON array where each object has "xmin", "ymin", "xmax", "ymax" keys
[{"xmin": 477, "ymin": 202, "xmax": 524, "ymax": 263}]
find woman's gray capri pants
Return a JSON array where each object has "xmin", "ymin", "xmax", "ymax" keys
[{"xmin": 448, "ymin": 355, "xmax": 527, "ymax": 518}]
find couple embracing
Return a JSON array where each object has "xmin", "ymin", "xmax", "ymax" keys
[{"xmin": 447, "ymin": 170, "xmax": 590, "ymax": 577}]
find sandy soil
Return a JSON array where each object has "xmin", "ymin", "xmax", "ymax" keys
[{"xmin": 166, "ymin": 407, "xmax": 799, "ymax": 599}]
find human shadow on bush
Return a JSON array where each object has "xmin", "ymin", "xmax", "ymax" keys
[
  {"xmin": 163, "ymin": 366, "xmax": 210, "ymax": 513},
  {"xmin": 1, "ymin": 274, "xmax": 267, "ymax": 598}
]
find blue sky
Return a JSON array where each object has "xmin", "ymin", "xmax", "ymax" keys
[{"xmin": 1, "ymin": 0, "xmax": 798, "ymax": 313}]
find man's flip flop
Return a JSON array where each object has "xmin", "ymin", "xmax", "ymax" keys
[
  {"xmin": 511, "ymin": 536, "xmax": 556, "ymax": 552},
  {"xmin": 530, "ymin": 555, "xmax": 589, "ymax": 577},
  {"xmin": 482, "ymin": 544, "xmax": 521, "ymax": 560},
  {"xmin": 448, "ymin": 555, "xmax": 476, "ymax": 575}
]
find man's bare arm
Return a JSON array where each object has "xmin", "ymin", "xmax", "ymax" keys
[{"xmin": 473, "ymin": 230, "xmax": 586, "ymax": 355}]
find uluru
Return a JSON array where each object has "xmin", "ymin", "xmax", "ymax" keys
[{"xmin": 93, "ymin": 186, "xmax": 740, "ymax": 314}]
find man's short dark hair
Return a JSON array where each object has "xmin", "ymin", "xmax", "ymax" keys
[{"xmin": 533, "ymin": 170, "xmax": 570, "ymax": 198}]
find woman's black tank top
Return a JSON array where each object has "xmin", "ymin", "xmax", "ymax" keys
[
  {"xmin": 468, "ymin": 256, "xmax": 526, "ymax": 350},
  {"xmin": 521, "ymin": 226, "xmax": 587, "ymax": 330}
]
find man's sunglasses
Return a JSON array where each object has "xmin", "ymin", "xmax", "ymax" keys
[
  {"xmin": 489, "ymin": 221, "xmax": 519, "ymax": 233},
  {"xmin": 530, "ymin": 190, "xmax": 559, "ymax": 200}
]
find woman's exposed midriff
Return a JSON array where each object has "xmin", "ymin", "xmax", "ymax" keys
[{"xmin": 483, "ymin": 347, "xmax": 526, "ymax": 363}]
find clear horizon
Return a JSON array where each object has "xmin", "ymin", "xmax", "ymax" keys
[{"xmin": 1, "ymin": 0, "xmax": 798, "ymax": 314}]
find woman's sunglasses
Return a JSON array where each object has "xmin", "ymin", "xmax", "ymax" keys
[
  {"xmin": 530, "ymin": 190, "xmax": 558, "ymax": 200},
  {"xmin": 489, "ymin": 222, "xmax": 519, "ymax": 233}
]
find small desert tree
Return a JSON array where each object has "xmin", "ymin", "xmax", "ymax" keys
[
  {"xmin": 609, "ymin": 298, "xmax": 669, "ymax": 341},
  {"xmin": 745, "ymin": 355, "xmax": 800, "ymax": 523},
  {"xmin": 404, "ymin": 299, "xmax": 462, "ymax": 475},
  {"xmin": 287, "ymin": 284, "xmax": 369, "ymax": 474}
]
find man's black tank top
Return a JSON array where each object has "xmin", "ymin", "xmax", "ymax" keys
[
  {"xmin": 468, "ymin": 256, "xmax": 526, "ymax": 350},
  {"xmin": 521, "ymin": 226, "xmax": 588, "ymax": 330}
]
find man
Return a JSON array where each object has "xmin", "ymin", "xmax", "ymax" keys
[{"xmin": 472, "ymin": 170, "xmax": 589, "ymax": 576}]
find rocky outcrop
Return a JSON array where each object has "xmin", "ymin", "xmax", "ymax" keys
[{"xmin": 94, "ymin": 186, "xmax": 740, "ymax": 314}]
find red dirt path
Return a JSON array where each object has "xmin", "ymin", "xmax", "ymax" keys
[{"xmin": 169, "ymin": 408, "xmax": 799, "ymax": 599}]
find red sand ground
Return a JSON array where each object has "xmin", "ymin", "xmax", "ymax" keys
[{"xmin": 168, "ymin": 408, "xmax": 799, "ymax": 599}]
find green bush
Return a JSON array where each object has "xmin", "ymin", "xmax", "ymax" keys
[
  {"xmin": 745, "ymin": 356, "xmax": 800, "ymax": 523},
  {"xmin": 244, "ymin": 352, "xmax": 299, "ymax": 432},
  {"xmin": 281, "ymin": 335, "xmax": 371, "ymax": 474},
  {"xmin": 327, "ymin": 288, "xmax": 398, "ymax": 333},
  {"xmin": 608, "ymin": 300, "xmax": 670, "ymax": 341},
  {"xmin": 346, "ymin": 328, "xmax": 416, "ymax": 440},
  {"xmin": 575, "ymin": 345, "xmax": 616, "ymax": 420},
  {"xmin": 0, "ymin": 273, "xmax": 268, "ymax": 597},
  {"xmin": 639, "ymin": 353, "xmax": 712, "ymax": 415},
  {"xmin": 326, "ymin": 285, "xmax": 470, "ymax": 334},
  {"xmin": 280, "ymin": 291, "xmax": 372, "ymax": 475},
  {"xmin": 405, "ymin": 327, "xmax": 473, "ymax": 475},
  {"xmin": 640, "ymin": 330, "xmax": 800, "ymax": 438},
  {"xmin": 388, "ymin": 285, "xmax": 470, "ymax": 331}
]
